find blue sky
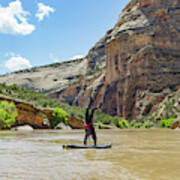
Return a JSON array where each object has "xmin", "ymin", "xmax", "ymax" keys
[{"xmin": 0, "ymin": 0, "xmax": 130, "ymax": 75}]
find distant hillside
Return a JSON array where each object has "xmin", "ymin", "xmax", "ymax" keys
[{"xmin": 0, "ymin": 58, "xmax": 88, "ymax": 92}]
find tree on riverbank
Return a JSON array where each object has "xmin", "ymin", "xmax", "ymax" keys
[
  {"xmin": 0, "ymin": 101, "xmax": 18, "ymax": 129},
  {"xmin": 51, "ymin": 107, "xmax": 68, "ymax": 128}
]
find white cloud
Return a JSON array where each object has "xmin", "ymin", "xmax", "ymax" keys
[
  {"xmin": 5, "ymin": 56, "xmax": 32, "ymax": 71},
  {"xmin": 0, "ymin": 0, "xmax": 35, "ymax": 35},
  {"xmin": 36, "ymin": 3, "xmax": 55, "ymax": 22},
  {"xmin": 70, "ymin": 55, "xmax": 84, "ymax": 60}
]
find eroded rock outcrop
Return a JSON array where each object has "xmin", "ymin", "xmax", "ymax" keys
[
  {"xmin": 0, "ymin": 97, "xmax": 84, "ymax": 129},
  {"xmin": 98, "ymin": 0, "xmax": 180, "ymax": 120},
  {"xmin": 0, "ymin": 96, "xmax": 84, "ymax": 129},
  {"xmin": 0, "ymin": 97, "xmax": 51, "ymax": 128}
]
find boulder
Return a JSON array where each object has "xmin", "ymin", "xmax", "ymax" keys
[
  {"xmin": 55, "ymin": 123, "xmax": 71, "ymax": 130},
  {"xmin": 67, "ymin": 116, "xmax": 84, "ymax": 129},
  {"xmin": 13, "ymin": 125, "xmax": 34, "ymax": 132},
  {"xmin": 171, "ymin": 120, "xmax": 180, "ymax": 129}
]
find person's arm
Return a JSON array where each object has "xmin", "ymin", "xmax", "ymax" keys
[
  {"xmin": 85, "ymin": 107, "xmax": 89, "ymax": 123},
  {"xmin": 90, "ymin": 107, "xmax": 98, "ymax": 123},
  {"xmin": 85, "ymin": 96, "xmax": 93, "ymax": 123},
  {"xmin": 88, "ymin": 95, "xmax": 94, "ymax": 109}
]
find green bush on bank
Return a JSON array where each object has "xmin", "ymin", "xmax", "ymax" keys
[
  {"xmin": 97, "ymin": 121, "xmax": 104, "ymax": 129},
  {"xmin": 0, "ymin": 101, "xmax": 18, "ymax": 129},
  {"xmin": 134, "ymin": 122, "xmax": 143, "ymax": 128},
  {"xmin": 112, "ymin": 116, "xmax": 129, "ymax": 128},
  {"xmin": 51, "ymin": 107, "xmax": 68, "ymax": 128},
  {"xmin": 113, "ymin": 116, "xmax": 121, "ymax": 127},
  {"xmin": 118, "ymin": 119, "xmax": 129, "ymax": 129},
  {"xmin": 144, "ymin": 122, "xmax": 154, "ymax": 128},
  {"xmin": 129, "ymin": 121, "xmax": 136, "ymax": 127},
  {"xmin": 94, "ymin": 111, "xmax": 113, "ymax": 125},
  {"xmin": 160, "ymin": 118, "xmax": 176, "ymax": 128}
]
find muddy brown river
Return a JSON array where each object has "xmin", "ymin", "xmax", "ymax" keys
[{"xmin": 0, "ymin": 129, "xmax": 180, "ymax": 180}]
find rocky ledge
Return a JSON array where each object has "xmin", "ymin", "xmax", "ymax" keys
[{"xmin": 0, "ymin": 96, "xmax": 84, "ymax": 129}]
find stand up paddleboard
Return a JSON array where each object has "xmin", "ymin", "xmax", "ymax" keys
[{"xmin": 63, "ymin": 143, "xmax": 112, "ymax": 149}]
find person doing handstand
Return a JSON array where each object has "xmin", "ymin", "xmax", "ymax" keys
[{"xmin": 84, "ymin": 97, "xmax": 98, "ymax": 146}]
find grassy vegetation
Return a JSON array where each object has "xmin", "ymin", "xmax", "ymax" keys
[
  {"xmin": 85, "ymin": 66, "xmax": 102, "ymax": 76},
  {"xmin": 0, "ymin": 101, "xmax": 18, "ymax": 129}
]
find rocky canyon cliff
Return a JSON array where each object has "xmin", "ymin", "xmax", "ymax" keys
[{"xmin": 101, "ymin": 0, "xmax": 180, "ymax": 120}]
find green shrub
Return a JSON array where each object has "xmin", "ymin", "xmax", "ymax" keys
[
  {"xmin": 97, "ymin": 121, "xmax": 104, "ymax": 129},
  {"xmin": 130, "ymin": 121, "xmax": 136, "ymax": 127},
  {"xmin": 112, "ymin": 117, "xmax": 129, "ymax": 129},
  {"xmin": 86, "ymin": 70, "xmax": 95, "ymax": 76},
  {"xmin": 118, "ymin": 119, "xmax": 129, "ymax": 129},
  {"xmin": 0, "ymin": 86, "xmax": 3, "ymax": 93},
  {"xmin": 0, "ymin": 101, "xmax": 18, "ymax": 129},
  {"xmin": 94, "ymin": 112, "xmax": 112, "ymax": 125},
  {"xmin": 8, "ymin": 84, "xmax": 20, "ymax": 91},
  {"xmin": 144, "ymin": 122, "xmax": 153, "ymax": 128},
  {"xmin": 134, "ymin": 123, "xmax": 143, "ymax": 128},
  {"xmin": 160, "ymin": 118, "xmax": 176, "ymax": 128},
  {"xmin": 113, "ymin": 116, "xmax": 121, "ymax": 127},
  {"xmin": 160, "ymin": 120, "xmax": 166, "ymax": 128},
  {"xmin": 51, "ymin": 107, "xmax": 68, "ymax": 128}
]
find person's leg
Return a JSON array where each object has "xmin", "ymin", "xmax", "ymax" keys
[
  {"xmin": 84, "ymin": 133, "xmax": 88, "ymax": 145},
  {"xmin": 92, "ymin": 128, "xmax": 97, "ymax": 146}
]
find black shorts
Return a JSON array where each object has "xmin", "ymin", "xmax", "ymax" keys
[{"xmin": 85, "ymin": 126, "xmax": 95, "ymax": 136}]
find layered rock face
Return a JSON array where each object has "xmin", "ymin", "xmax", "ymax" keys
[{"xmin": 100, "ymin": 0, "xmax": 180, "ymax": 119}]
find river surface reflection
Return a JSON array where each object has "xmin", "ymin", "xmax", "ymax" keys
[{"xmin": 0, "ymin": 129, "xmax": 180, "ymax": 180}]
